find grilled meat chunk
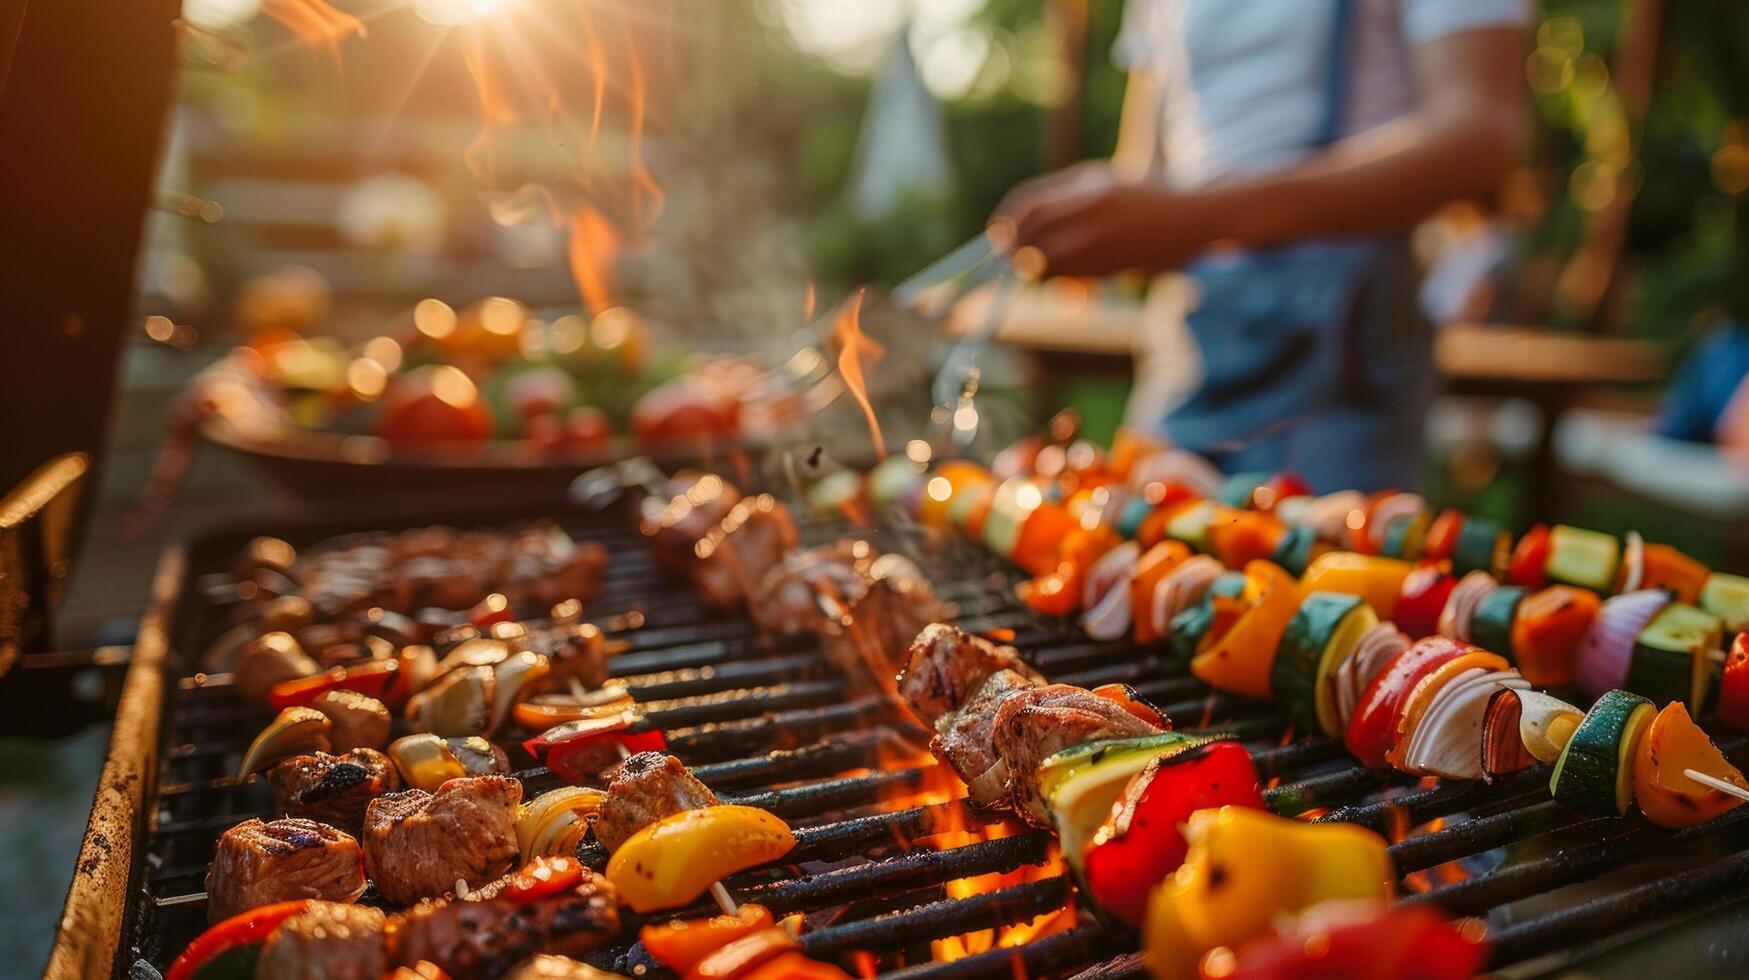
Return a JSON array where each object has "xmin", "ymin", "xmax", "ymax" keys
[
  {"xmin": 363, "ymin": 776, "xmax": 522, "ymax": 906},
  {"xmin": 591, "ymin": 752, "xmax": 720, "ymax": 852},
  {"xmin": 390, "ymin": 870, "xmax": 620, "ymax": 980},
  {"xmin": 505, "ymin": 955, "xmax": 624, "ymax": 980},
  {"xmin": 639, "ymin": 474, "xmax": 742, "ymax": 572},
  {"xmin": 750, "ymin": 541, "xmax": 870, "ymax": 637},
  {"xmin": 257, "ymin": 901, "xmax": 387, "ymax": 980},
  {"xmin": 820, "ymin": 555, "xmax": 948, "ymax": 697},
  {"xmin": 691, "ymin": 496, "xmax": 799, "ymax": 610},
  {"xmin": 269, "ymin": 749, "xmax": 401, "ymax": 835},
  {"xmin": 205, "ymin": 818, "xmax": 366, "ymax": 922},
  {"xmin": 992, "ymin": 685, "xmax": 1163, "ymax": 825},
  {"xmin": 932, "ymin": 669, "xmax": 1043, "ymax": 809},
  {"xmin": 311, "ymin": 690, "xmax": 392, "ymax": 751},
  {"xmin": 898, "ymin": 624, "xmax": 1042, "ymax": 727}
]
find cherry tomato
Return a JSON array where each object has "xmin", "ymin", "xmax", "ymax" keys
[{"xmin": 1506, "ymin": 524, "xmax": 1550, "ymax": 589}]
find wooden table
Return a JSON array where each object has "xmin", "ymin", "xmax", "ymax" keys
[{"xmin": 946, "ymin": 285, "xmax": 1668, "ymax": 518}]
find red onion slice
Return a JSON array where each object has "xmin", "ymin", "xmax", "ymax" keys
[
  {"xmin": 1481, "ymin": 688, "xmax": 1538, "ymax": 781},
  {"xmin": 1337, "ymin": 622, "xmax": 1411, "ymax": 729},
  {"xmin": 1081, "ymin": 542, "xmax": 1140, "ymax": 640},
  {"xmin": 1573, "ymin": 589, "xmax": 1671, "ymax": 702}
]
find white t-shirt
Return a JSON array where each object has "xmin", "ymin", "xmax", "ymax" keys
[
  {"xmin": 1114, "ymin": 0, "xmax": 1529, "ymax": 188},
  {"xmin": 1115, "ymin": 0, "xmax": 1529, "ymax": 430}
]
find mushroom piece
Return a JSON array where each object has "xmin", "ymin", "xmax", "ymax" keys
[
  {"xmin": 311, "ymin": 690, "xmax": 392, "ymax": 752},
  {"xmin": 234, "ymin": 631, "xmax": 320, "ymax": 705}
]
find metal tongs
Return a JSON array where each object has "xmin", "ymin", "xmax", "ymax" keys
[{"xmin": 893, "ymin": 233, "xmax": 1031, "ymax": 449}]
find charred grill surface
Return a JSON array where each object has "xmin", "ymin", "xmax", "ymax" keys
[{"xmin": 110, "ymin": 503, "xmax": 1749, "ymax": 980}]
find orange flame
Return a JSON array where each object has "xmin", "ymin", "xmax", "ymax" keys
[
  {"xmin": 460, "ymin": 33, "xmax": 519, "ymax": 179},
  {"xmin": 261, "ymin": 0, "xmax": 363, "ymax": 68},
  {"xmin": 833, "ymin": 290, "xmax": 886, "ymax": 459},
  {"xmin": 568, "ymin": 202, "xmax": 619, "ymax": 315},
  {"xmin": 619, "ymin": 17, "xmax": 665, "ymax": 230}
]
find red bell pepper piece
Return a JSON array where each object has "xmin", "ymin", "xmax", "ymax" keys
[
  {"xmin": 1505, "ymin": 524, "xmax": 1550, "ymax": 589},
  {"xmin": 267, "ymin": 659, "xmax": 398, "ymax": 711},
  {"xmin": 165, "ymin": 900, "xmax": 311, "ymax": 980},
  {"xmin": 501, "ymin": 855, "xmax": 584, "ymax": 904},
  {"xmin": 1421, "ymin": 509, "xmax": 1463, "ymax": 563},
  {"xmin": 1394, "ymin": 563, "xmax": 1455, "ymax": 639},
  {"xmin": 1344, "ymin": 636, "xmax": 1476, "ymax": 768},
  {"xmin": 1218, "ymin": 902, "xmax": 1487, "ymax": 980},
  {"xmin": 1719, "ymin": 633, "xmax": 1749, "ymax": 732},
  {"xmin": 1255, "ymin": 472, "xmax": 1311, "ymax": 510},
  {"xmin": 1082, "ymin": 740, "xmax": 1262, "ymax": 927},
  {"xmin": 523, "ymin": 712, "xmax": 667, "ymax": 784}
]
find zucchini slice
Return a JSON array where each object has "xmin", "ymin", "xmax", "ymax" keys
[
  {"xmin": 1699, "ymin": 572, "xmax": 1749, "ymax": 634},
  {"xmin": 1551, "ymin": 689, "xmax": 1655, "ymax": 815},
  {"xmin": 1452, "ymin": 517, "xmax": 1509, "ymax": 577},
  {"xmin": 1626, "ymin": 603, "xmax": 1723, "ymax": 714},
  {"xmin": 1165, "ymin": 500, "xmax": 1220, "ymax": 554},
  {"xmin": 1380, "ymin": 512, "xmax": 1430, "ymax": 561},
  {"xmin": 1470, "ymin": 585, "xmax": 1529, "ymax": 662},
  {"xmin": 1545, "ymin": 525, "xmax": 1622, "ymax": 594},
  {"xmin": 1271, "ymin": 523, "xmax": 1321, "ymax": 577},
  {"xmin": 1166, "ymin": 571, "xmax": 1246, "ymax": 664},
  {"xmin": 1273, "ymin": 592, "xmax": 1378, "ymax": 737},
  {"xmin": 1039, "ymin": 732, "xmax": 1216, "ymax": 871}
]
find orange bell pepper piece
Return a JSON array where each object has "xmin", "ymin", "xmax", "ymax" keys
[
  {"xmin": 1634, "ymin": 701, "xmax": 1749, "ymax": 828},
  {"xmin": 685, "ymin": 925, "xmax": 801, "ymax": 980},
  {"xmin": 742, "ymin": 952, "xmax": 852, "ymax": 980},
  {"xmin": 642, "ymin": 904, "xmax": 776, "ymax": 972},
  {"xmin": 1638, "ymin": 544, "xmax": 1711, "ymax": 604},
  {"xmin": 1135, "ymin": 497, "xmax": 1201, "ymax": 550},
  {"xmin": 1191, "ymin": 561, "xmax": 1301, "ymax": 700},
  {"xmin": 1207, "ymin": 510, "xmax": 1288, "ymax": 570},
  {"xmin": 1509, "ymin": 586, "xmax": 1600, "ymax": 688},
  {"xmin": 1130, "ymin": 541, "xmax": 1194, "ymax": 644},
  {"xmin": 1012, "ymin": 502, "xmax": 1080, "ymax": 576}
]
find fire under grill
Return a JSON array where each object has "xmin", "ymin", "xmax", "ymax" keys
[{"xmin": 111, "ymin": 502, "xmax": 1749, "ymax": 979}]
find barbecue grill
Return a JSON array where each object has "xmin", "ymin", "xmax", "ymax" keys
[{"xmin": 45, "ymin": 491, "xmax": 1749, "ymax": 979}]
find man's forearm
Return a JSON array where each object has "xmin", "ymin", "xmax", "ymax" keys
[{"xmin": 1203, "ymin": 108, "xmax": 1524, "ymax": 247}]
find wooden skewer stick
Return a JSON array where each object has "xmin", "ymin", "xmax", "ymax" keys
[
  {"xmin": 1708, "ymin": 649, "xmax": 1728, "ymax": 665},
  {"xmin": 1684, "ymin": 768, "xmax": 1749, "ymax": 804},
  {"xmin": 711, "ymin": 881, "xmax": 741, "ymax": 916}
]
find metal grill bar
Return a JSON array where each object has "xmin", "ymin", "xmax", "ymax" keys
[{"xmin": 801, "ymin": 878, "xmax": 1071, "ymax": 957}]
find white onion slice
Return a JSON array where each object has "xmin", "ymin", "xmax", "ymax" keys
[
  {"xmin": 1437, "ymin": 571, "xmax": 1496, "ymax": 642},
  {"xmin": 1573, "ymin": 589, "xmax": 1671, "ymax": 701},
  {"xmin": 1337, "ymin": 622, "xmax": 1411, "ymax": 729},
  {"xmin": 1306, "ymin": 491, "xmax": 1365, "ymax": 544},
  {"xmin": 1082, "ymin": 541, "xmax": 1140, "ymax": 611},
  {"xmin": 1368, "ymin": 492, "xmax": 1426, "ymax": 552},
  {"xmin": 1127, "ymin": 450, "xmax": 1225, "ymax": 498},
  {"xmin": 1403, "ymin": 668, "xmax": 1530, "ymax": 780},
  {"xmin": 1083, "ymin": 577, "xmax": 1134, "ymax": 641},
  {"xmin": 1148, "ymin": 554, "xmax": 1224, "ymax": 640}
]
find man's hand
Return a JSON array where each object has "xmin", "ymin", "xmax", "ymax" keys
[{"xmin": 990, "ymin": 164, "xmax": 1224, "ymax": 277}]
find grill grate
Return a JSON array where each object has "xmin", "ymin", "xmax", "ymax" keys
[{"xmin": 114, "ymin": 505, "xmax": 1749, "ymax": 979}]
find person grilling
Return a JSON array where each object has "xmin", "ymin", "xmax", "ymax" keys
[{"xmin": 989, "ymin": 0, "xmax": 1529, "ymax": 492}]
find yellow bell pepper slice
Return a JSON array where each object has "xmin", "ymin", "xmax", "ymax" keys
[
  {"xmin": 1143, "ymin": 806, "xmax": 1393, "ymax": 980},
  {"xmin": 1191, "ymin": 561, "xmax": 1300, "ymax": 700},
  {"xmin": 606, "ymin": 806, "xmax": 797, "ymax": 913},
  {"xmin": 1300, "ymin": 552, "xmax": 1413, "ymax": 623}
]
